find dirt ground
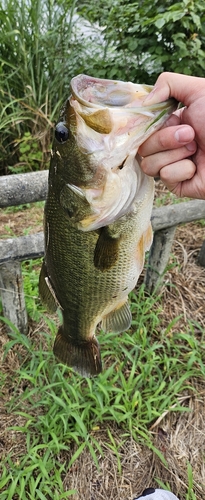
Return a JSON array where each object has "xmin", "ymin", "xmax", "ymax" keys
[{"xmin": 0, "ymin": 183, "xmax": 205, "ymax": 499}]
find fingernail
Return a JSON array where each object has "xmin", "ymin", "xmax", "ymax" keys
[{"xmin": 174, "ymin": 126, "xmax": 194, "ymax": 143}]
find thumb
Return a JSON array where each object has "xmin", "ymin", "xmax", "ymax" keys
[{"xmin": 143, "ymin": 72, "xmax": 203, "ymax": 107}]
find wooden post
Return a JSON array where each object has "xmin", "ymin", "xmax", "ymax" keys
[
  {"xmin": 0, "ymin": 262, "xmax": 28, "ymax": 334},
  {"xmin": 144, "ymin": 226, "xmax": 177, "ymax": 293},
  {"xmin": 198, "ymin": 240, "xmax": 205, "ymax": 267}
]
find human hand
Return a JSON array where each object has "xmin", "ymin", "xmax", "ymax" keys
[{"xmin": 138, "ymin": 72, "xmax": 205, "ymax": 199}]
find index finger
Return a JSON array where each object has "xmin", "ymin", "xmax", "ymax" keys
[{"xmin": 139, "ymin": 123, "xmax": 195, "ymax": 157}]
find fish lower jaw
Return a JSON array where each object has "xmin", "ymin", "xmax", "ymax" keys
[
  {"xmin": 77, "ymin": 184, "xmax": 138, "ymax": 231},
  {"xmin": 78, "ymin": 206, "xmax": 132, "ymax": 231}
]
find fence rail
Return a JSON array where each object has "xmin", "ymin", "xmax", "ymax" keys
[
  {"xmin": 0, "ymin": 170, "xmax": 48, "ymax": 207},
  {"xmin": 1, "ymin": 171, "xmax": 205, "ymax": 334}
]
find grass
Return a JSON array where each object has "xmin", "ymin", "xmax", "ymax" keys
[
  {"xmin": 0, "ymin": 201, "xmax": 205, "ymax": 498},
  {"xmin": 22, "ymin": 258, "xmax": 46, "ymax": 321},
  {"xmin": 1, "ymin": 2, "xmax": 205, "ymax": 495},
  {"xmin": 154, "ymin": 191, "xmax": 191, "ymax": 208},
  {"xmin": 2, "ymin": 202, "xmax": 45, "ymax": 214},
  {"xmin": 0, "ymin": 0, "xmax": 107, "ymax": 175},
  {"xmin": 1, "ymin": 272, "xmax": 205, "ymax": 498}
]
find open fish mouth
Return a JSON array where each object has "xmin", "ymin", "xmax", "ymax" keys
[
  {"xmin": 70, "ymin": 74, "xmax": 177, "ymax": 133},
  {"xmin": 71, "ymin": 74, "xmax": 154, "ymax": 108},
  {"xmin": 64, "ymin": 75, "xmax": 178, "ymax": 231},
  {"xmin": 71, "ymin": 74, "xmax": 175, "ymax": 111},
  {"xmin": 70, "ymin": 75, "xmax": 177, "ymax": 149}
]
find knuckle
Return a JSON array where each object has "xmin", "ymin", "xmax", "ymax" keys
[
  {"xmin": 141, "ymin": 157, "xmax": 156, "ymax": 176},
  {"xmin": 159, "ymin": 165, "xmax": 169, "ymax": 181},
  {"xmin": 186, "ymin": 160, "xmax": 196, "ymax": 178},
  {"xmin": 158, "ymin": 71, "xmax": 170, "ymax": 82},
  {"xmin": 157, "ymin": 130, "xmax": 170, "ymax": 150},
  {"xmin": 140, "ymin": 157, "xmax": 149, "ymax": 174}
]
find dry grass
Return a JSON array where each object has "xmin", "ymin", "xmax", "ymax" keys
[
  {"xmin": 0, "ymin": 203, "xmax": 44, "ymax": 238},
  {"xmin": 62, "ymin": 389, "xmax": 205, "ymax": 500},
  {"xmin": 0, "ymin": 183, "xmax": 205, "ymax": 499},
  {"xmin": 157, "ymin": 222, "xmax": 205, "ymax": 333},
  {"xmin": 1, "ymin": 334, "xmax": 205, "ymax": 500}
]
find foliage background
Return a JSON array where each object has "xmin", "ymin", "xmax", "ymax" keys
[
  {"xmin": 0, "ymin": 0, "xmax": 205, "ymax": 175},
  {"xmin": 1, "ymin": 1, "xmax": 205, "ymax": 498}
]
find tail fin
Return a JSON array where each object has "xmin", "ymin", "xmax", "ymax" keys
[{"xmin": 53, "ymin": 326, "xmax": 102, "ymax": 377}]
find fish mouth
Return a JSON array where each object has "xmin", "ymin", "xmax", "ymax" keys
[
  {"xmin": 70, "ymin": 74, "xmax": 177, "ymax": 137},
  {"xmin": 67, "ymin": 74, "xmax": 178, "ymax": 231},
  {"xmin": 70, "ymin": 74, "xmax": 177, "ymax": 112},
  {"xmin": 71, "ymin": 74, "xmax": 153, "ymax": 108}
]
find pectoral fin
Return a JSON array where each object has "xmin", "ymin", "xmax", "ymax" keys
[
  {"xmin": 94, "ymin": 227, "xmax": 120, "ymax": 271},
  {"xmin": 39, "ymin": 261, "xmax": 60, "ymax": 313},
  {"xmin": 102, "ymin": 299, "xmax": 132, "ymax": 333}
]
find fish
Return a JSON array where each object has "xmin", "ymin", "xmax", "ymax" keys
[{"xmin": 39, "ymin": 74, "xmax": 177, "ymax": 377}]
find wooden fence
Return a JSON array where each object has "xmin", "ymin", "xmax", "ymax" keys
[{"xmin": 1, "ymin": 170, "xmax": 205, "ymax": 334}]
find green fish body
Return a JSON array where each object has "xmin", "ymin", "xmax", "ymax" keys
[{"xmin": 39, "ymin": 74, "xmax": 177, "ymax": 376}]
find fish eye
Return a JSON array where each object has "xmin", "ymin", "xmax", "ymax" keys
[{"xmin": 55, "ymin": 122, "xmax": 70, "ymax": 143}]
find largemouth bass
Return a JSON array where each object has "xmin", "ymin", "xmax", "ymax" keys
[{"xmin": 39, "ymin": 74, "xmax": 177, "ymax": 377}]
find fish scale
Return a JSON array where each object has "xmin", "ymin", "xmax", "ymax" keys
[
  {"xmin": 39, "ymin": 74, "xmax": 177, "ymax": 376},
  {"xmin": 45, "ymin": 200, "xmax": 137, "ymax": 323}
]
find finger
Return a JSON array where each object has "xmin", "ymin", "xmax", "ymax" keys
[
  {"xmin": 159, "ymin": 159, "xmax": 196, "ymax": 187},
  {"xmin": 143, "ymin": 72, "xmax": 204, "ymax": 106},
  {"xmin": 140, "ymin": 142, "xmax": 196, "ymax": 177},
  {"xmin": 139, "ymin": 125, "xmax": 195, "ymax": 157},
  {"xmin": 162, "ymin": 113, "xmax": 181, "ymax": 128}
]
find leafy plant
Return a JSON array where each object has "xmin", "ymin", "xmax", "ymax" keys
[
  {"xmin": 0, "ymin": 0, "xmax": 105, "ymax": 174},
  {"xmin": 1, "ymin": 0, "xmax": 205, "ymax": 175},
  {"xmin": 22, "ymin": 258, "xmax": 46, "ymax": 321},
  {"xmin": 79, "ymin": 0, "xmax": 205, "ymax": 82},
  {"xmin": 8, "ymin": 132, "xmax": 47, "ymax": 174}
]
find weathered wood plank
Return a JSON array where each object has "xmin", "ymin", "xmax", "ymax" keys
[
  {"xmin": 0, "ymin": 262, "xmax": 28, "ymax": 334},
  {"xmin": 0, "ymin": 233, "xmax": 44, "ymax": 263},
  {"xmin": 1, "ymin": 172, "xmax": 204, "ymax": 335},
  {"xmin": 151, "ymin": 199, "xmax": 205, "ymax": 230},
  {"xmin": 1, "ymin": 172, "xmax": 205, "ymax": 224},
  {"xmin": 0, "ymin": 170, "xmax": 48, "ymax": 207},
  {"xmin": 0, "ymin": 200, "xmax": 205, "ymax": 264},
  {"xmin": 0, "ymin": 197, "xmax": 204, "ymax": 333}
]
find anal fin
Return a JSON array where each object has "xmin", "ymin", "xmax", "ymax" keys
[
  {"xmin": 39, "ymin": 261, "xmax": 59, "ymax": 313},
  {"xmin": 94, "ymin": 227, "xmax": 120, "ymax": 271},
  {"xmin": 102, "ymin": 299, "xmax": 132, "ymax": 333},
  {"xmin": 53, "ymin": 326, "xmax": 102, "ymax": 377}
]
